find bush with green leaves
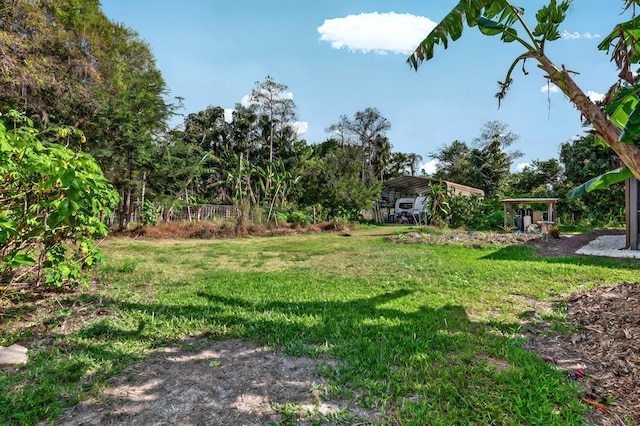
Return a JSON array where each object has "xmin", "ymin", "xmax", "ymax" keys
[
  {"xmin": 0, "ymin": 111, "xmax": 120, "ymax": 287},
  {"xmin": 448, "ymin": 193, "xmax": 503, "ymax": 230},
  {"xmin": 140, "ymin": 201, "xmax": 160, "ymax": 226}
]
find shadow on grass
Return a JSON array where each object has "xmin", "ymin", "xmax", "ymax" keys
[{"xmin": 2, "ymin": 281, "xmax": 585, "ymax": 425}]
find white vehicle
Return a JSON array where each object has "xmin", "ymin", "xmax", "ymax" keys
[{"xmin": 395, "ymin": 196, "xmax": 429, "ymax": 223}]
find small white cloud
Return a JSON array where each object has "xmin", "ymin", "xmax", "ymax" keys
[
  {"xmin": 421, "ymin": 159, "xmax": 439, "ymax": 175},
  {"xmin": 318, "ymin": 12, "xmax": 436, "ymax": 55},
  {"xmin": 240, "ymin": 94, "xmax": 252, "ymax": 107},
  {"xmin": 291, "ymin": 121, "xmax": 308, "ymax": 136},
  {"xmin": 515, "ymin": 162, "xmax": 530, "ymax": 172},
  {"xmin": 541, "ymin": 83, "xmax": 561, "ymax": 94},
  {"xmin": 561, "ymin": 30, "xmax": 600, "ymax": 40},
  {"xmin": 241, "ymin": 90, "xmax": 294, "ymax": 107},
  {"xmin": 224, "ymin": 108, "xmax": 234, "ymax": 123},
  {"xmin": 236, "ymin": 96, "xmax": 306, "ymax": 135},
  {"xmin": 586, "ymin": 90, "xmax": 605, "ymax": 103}
]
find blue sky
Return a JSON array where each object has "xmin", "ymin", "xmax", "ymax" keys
[{"xmin": 100, "ymin": 1, "xmax": 629, "ymax": 173}]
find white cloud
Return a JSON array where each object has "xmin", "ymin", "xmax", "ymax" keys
[
  {"xmin": 224, "ymin": 108, "xmax": 234, "ymax": 123},
  {"xmin": 586, "ymin": 90, "xmax": 605, "ymax": 103},
  {"xmin": 291, "ymin": 121, "xmax": 308, "ymax": 136},
  {"xmin": 540, "ymin": 84, "xmax": 604, "ymax": 103},
  {"xmin": 240, "ymin": 94, "xmax": 252, "ymax": 107},
  {"xmin": 240, "ymin": 90, "xmax": 294, "ymax": 107},
  {"xmin": 318, "ymin": 12, "xmax": 437, "ymax": 55},
  {"xmin": 515, "ymin": 162, "xmax": 530, "ymax": 172},
  {"xmin": 226, "ymin": 104, "xmax": 308, "ymax": 136},
  {"xmin": 421, "ymin": 159, "xmax": 439, "ymax": 175},
  {"xmin": 561, "ymin": 30, "xmax": 600, "ymax": 40},
  {"xmin": 541, "ymin": 83, "xmax": 561, "ymax": 94}
]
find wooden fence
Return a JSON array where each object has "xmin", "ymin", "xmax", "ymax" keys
[{"xmin": 106, "ymin": 204, "xmax": 239, "ymax": 226}]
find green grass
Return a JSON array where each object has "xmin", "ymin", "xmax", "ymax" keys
[{"xmin": 2, "ymin": 225, "xmax": 638, "ymax": 424}]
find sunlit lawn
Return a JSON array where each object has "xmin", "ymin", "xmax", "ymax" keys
[{"xmin": 2, "ymin": 224, "xmax": 638, "ymax": 424}]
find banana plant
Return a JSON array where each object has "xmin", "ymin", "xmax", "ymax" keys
[
  {"xmin": 408, "ymin": 0, "xmax": 640, "ymax": 187},
  {"xmin": 265, "ymin": 158, "xmax": 301, "ymax": 224}
]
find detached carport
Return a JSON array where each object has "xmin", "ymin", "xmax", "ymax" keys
[
  {"xmin": 375, "ymin": 176, "xmax": 484, "ymax": 223},
  {"xmin": 382, "ymin": 176, "xmax": 485, "ymax": 200}
]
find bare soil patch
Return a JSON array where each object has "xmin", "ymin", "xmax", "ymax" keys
[
  {"xmin": 527, "ymin": 228, "xmax": 626, "ymax": 258},
  {"xmin": 55, "ymin": 338, "xmax": 376, "ymax": 426}
]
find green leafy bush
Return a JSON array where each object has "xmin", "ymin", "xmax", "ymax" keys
[
  {"xmin": 286, "ymin": 210, "xmax": 310, "ymax": 227},
  {"xmin": 140, "ymin": 201, "xmax": 160, "ymax": 226},
  {"xmin": 0, "ymin": 111, "xmax": 120, "ymax": 286}
]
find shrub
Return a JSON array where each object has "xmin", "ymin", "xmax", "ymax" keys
[
  {"xmin": 0, "ymin": 111, "xmax": 119, "ymax": 287},
  {"xmin": 140, "ymin": 201, "xmax": 160, "ymax": 226},
  {"xmin": 287, "ymin": 210, "xmax": 310, "ymax": 227}
]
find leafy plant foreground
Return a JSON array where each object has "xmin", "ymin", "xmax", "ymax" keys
[{"xmin": 1, "ymin": 226, "xmax": 639, "ymax": 425}]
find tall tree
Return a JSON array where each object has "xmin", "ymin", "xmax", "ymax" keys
[
  {"xmin": 248, "ymin": 76, "xmax": 299, "ymax": 194},
  {"xmin": 431, "ymin": 140, "xmax": 472, "ymax": 183},
  {"xmin": 472, "ymin": 120, "xmax": 523, "ymax": 163},
  {"xmin": 0, "ymin": 0, "xmax": 176, "ymax": 228},
  {"xmin": 558, "ymin": 133, "xmax": 625, "ymax": 223},
  {"xmin": 0, "ymin": 0, "xmax": 104, "ymax": 125},
  {"xmin": 386, "ymin": 152, "xmax": 411, "ymax": 179},
  {"xmin": 407, "ymin": 0, "xmax": 640, "ymax": 186},
  {"xmin": 84, "ymin": 26, "xmax": 174, "ymax": 227},
  {"xmin": 406, "ymin": 152, "xmax": 424, "ymax": 176},
  {"xmin": 468, "ymin": 121, "xmax": 522, "ymax": 197},
  {"xmin": 509, "ymin": 158, "xmax": 563, "ymax": 196},
  {"xmin": 468, "ymin": 139, "xmax": 510, "ymax": 198},
  {"xmin": 299, "ymin": 139, "xmax": 379, "ymax": 219},
  {"xmin": 328, "ymin": 107, "xmax": 391, "ymax": 187}
]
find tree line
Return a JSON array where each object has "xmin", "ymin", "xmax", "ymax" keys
[
  {"xmin": 1, "ymin": 0, "xmax": 632, "ymax": 287},
  {"xmin": 0, "ymin": 0, "xmax": 627, "ymax": 230}
]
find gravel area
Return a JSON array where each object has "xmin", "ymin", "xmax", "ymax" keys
[{"xmin": 576, "ymin": 235, "xmax": 640, "ymax": 258}]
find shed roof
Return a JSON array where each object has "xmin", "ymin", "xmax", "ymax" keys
[
  {"xmin": 382, "ymin": 176, "xmax": 484, "ymax": 198},
  {"xmin": 500, "ymin": 198, "xmax": 559, "ymax": 204}
]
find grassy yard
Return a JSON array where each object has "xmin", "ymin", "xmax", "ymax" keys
[{"xmin": 2, "ymin": 225, "xmax": 638, "ymax": 424}]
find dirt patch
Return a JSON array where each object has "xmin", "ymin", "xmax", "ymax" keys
[
  {"xmin": 55, "ymin": 338, "xmax": 376, "ymax": 425},
  {"xmin": 527, "ymin": 229, "xmax": 626, "ymax": 258}
]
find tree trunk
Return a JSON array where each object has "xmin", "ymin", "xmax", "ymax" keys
[
  {"xmin": 537, "ymin": 55, "xmax": 640, "ymax": 180},
  {"xmin": 141, "ymin": 171, "xmax": 146, "ymax": 205}
]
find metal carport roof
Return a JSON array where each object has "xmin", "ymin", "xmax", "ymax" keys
[{"xmin": 381, "ymin": 176, "xmax": 484, "ymax": 199}]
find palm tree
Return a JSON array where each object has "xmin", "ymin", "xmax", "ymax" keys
[{"xmin": 407, "ymin": 153, "xmax": 423, "ymax": 176}]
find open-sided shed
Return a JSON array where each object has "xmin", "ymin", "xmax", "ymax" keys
[{"xmin": 500, "ymin": 198, "xmax": 559, "ymax": 231}]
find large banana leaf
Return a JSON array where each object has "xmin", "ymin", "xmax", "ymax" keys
[
  {"xmin": 598, "ymin": 15, "xmax": 640, "ymax": 66},
  {"xmin": 407, "ymin": 0, "xmax": 519, "ymax": 68},
  {"xmin": 567, "ymin": 167, "xmax": 634, "ymax": 199}
]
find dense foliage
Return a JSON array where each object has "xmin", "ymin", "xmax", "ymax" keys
[
  {"xmin": 0, "ymin": 0, "xmax": 634, "ymax": 237},
  {"xmin": 0, "ymin": 111, "xmax": 119, "ymax": 286}
]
